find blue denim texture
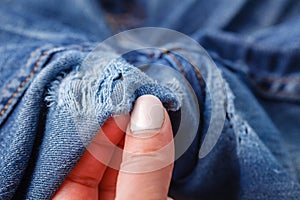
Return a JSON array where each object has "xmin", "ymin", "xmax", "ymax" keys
[{"xmin": 1, "ymin": 0, "xmax": 300, "ymax": 199}]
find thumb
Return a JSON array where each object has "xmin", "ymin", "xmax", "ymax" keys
[{"xmin": 115, "ymin": 95, "xmax": 174, "ymax": 200}]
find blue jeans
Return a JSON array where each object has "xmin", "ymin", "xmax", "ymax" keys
[{"xmin": 1, "ymin": 0, "xmax": 300, "ymax": 199}]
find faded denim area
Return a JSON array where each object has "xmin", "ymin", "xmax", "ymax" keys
[{"xmin": 1, "ymin": 0, "xmax": 300, "ymax": 200}]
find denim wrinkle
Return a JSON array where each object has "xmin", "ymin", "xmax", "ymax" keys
[{"xmin": 1, "ymin": 0, "xmax": 300, "ymax": 199}]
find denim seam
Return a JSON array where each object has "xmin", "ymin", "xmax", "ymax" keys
[
  {"xmin": 251, "ymin": 76, "xmax": 300, "ymax": 100},
  {"xmin": 255, "ymin": 85, "xmax": 300, "ymax": 98},
  {"xmin": 207, "ymin": 49, "xmax": 300, "ymax": 99},
  {"xmin": 0, "ymin": 45, "xmax": 91, "ymax": 118},
  {"xmin": 254, "ymin": 76, "xmax": 300, "ymax": 83},
  {"xmin": 175, "ymin": 48, "xmax": 206, "ymax": 88},
  {"xmin": 0, "ymin": 47, "xmax": 45, "ymax": 101},
  {"xmin": 162, "ymin": 47, "xmax": 206, "ymax": 89},
  {"xmin": 163, "ymin": 50, "xmax": 188, "ymax": 79},
  {"xmin": 0, "ymin": 47, "xmax": 47, "ymax": 117},
  {"xmin": 209, "ymin": 48, "xmax": 300, "ymax": 83}
]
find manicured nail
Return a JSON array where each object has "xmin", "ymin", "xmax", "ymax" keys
[{"xmin": 130, "ymin": 95, "xmax": 164, "ymax": 134}]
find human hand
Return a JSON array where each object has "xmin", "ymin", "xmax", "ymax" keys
[{"xmin": 52, "ymin": 95, "xmax": 174, "ymax": 200}]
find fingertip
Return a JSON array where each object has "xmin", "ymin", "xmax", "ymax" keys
[
  {"xmin": 122, "ymin": 95, "xmax": 174, "ymax": 173},
  {"xmin": 116, "ymin": 95, "xmax": 174, "ymax": 200}
]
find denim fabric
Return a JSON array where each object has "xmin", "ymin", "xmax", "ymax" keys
[{"xmin": 1, "ymin": 0, "xmax": 300, "ymax": 200}]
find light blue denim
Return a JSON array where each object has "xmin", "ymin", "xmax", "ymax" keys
[{"xmin": 1, "ymin": 0, "xmax": 300, "ymax": 200}]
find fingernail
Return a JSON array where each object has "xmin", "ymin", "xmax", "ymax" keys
[{"xmin": 130, "ymin": 95, "xmax": 164, "ymax": 134}]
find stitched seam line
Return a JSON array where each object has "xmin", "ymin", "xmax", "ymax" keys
[
  {"xmin": 164, "ymin": 50, "xmax": 188, "ymax": 79},
  {"xmin": 0, "ymin": 45, "xmax": 88, "ymax": 117},
  {"xmin": 174, "ymin": 48, "xmax": 206, "ymax": 88},
  {"xmin": 0, "ymin": 51, "xmax": 48, "ymax": 117},
  {"xmin": 0, "ymin": 47, "xmax": 45, "ymax": 98}
]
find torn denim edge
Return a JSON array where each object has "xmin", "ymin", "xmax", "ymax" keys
[
  {"xmin": 185, "ymin": 48, "xmax": 295, "ymax": 176},
  {"xmin": 223, "ymin": 79, "xmax": 300, "ymax": 185},
  {"xmin": 203, "ymin": 59, "xmax": 299, "ymax": 190},
  {"xmin": 45, "ymin": 56, "xmax": 183, "ymax": 131},
  {"xmin": 188, "ymin": 40, "xmax": 300, "ymax": 184}
]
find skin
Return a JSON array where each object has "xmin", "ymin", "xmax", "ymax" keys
[{"xmin": 53, "ymin": 95, "xmax": 174, "ymax": 200}]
